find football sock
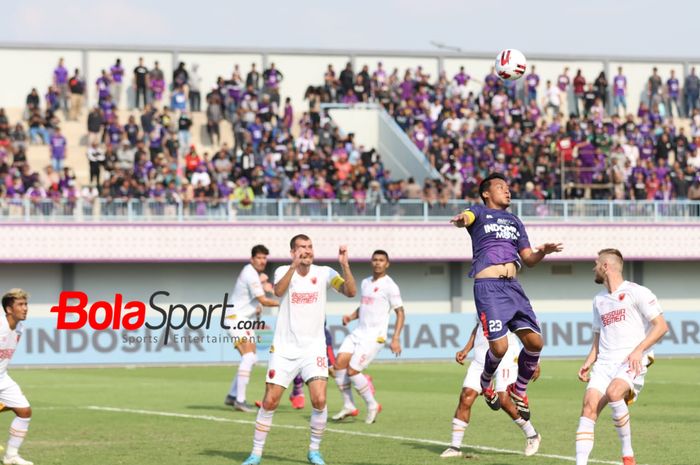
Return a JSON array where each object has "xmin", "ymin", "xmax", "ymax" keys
[
  {"xmin": 514, "ymin": 348, "xmax": 541, "ymax": 395},
  {"xmin": 236, "ymin": 352, "xmax": 257, "ymax": 403},
  {"xmin": 309, "ymin": 407, "xmax": 328, "ymax": 451},
  {"xmin": 334, "ymin": 369, "xmax": 355, "ymax": 409},
  {"xmin": 6, "ymin": 417, "xmax": 30, "ymax": 457},
  {"xmin": 451, "ymin": 418, "xmax": 468, "ymax": 448},
  {"xmin": 252, "ymin": 408, "xmax": 274, "ymax": 456},
  {"xmin": 480, "ymin": 350, "xmax": 503, "ymax": 391},
  {"xmin": 610, "ymin": 400, "xmax": 634, "ymax": 457},
  {"xmin": 514, "ymin": 417, "xmax": 537, "ymax": 437},
  {"xmin": 575, "ymin": 416, "xmax": 595, "ymax": 465},
  {"xmin": 291, "ymin": 375, "xmax": 305, "ymax": 397},
  {"xmin": 350, "ymin": 373, "xmax": 377, "ymax": 408}
]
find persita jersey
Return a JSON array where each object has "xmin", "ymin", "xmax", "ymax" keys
[{"xmin": 465, "ymin": 203, "xmax": 531, "ymax": 277}]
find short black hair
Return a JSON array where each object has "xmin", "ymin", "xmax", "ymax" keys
[
  {"xmin": 372, "ymin": 249, "xmax": 389, "ymax": 261},
  {"xmin": 290, "ymin": 234, "xmax": 311, "ymax": 250},
  {"xmin": 251, "ymin": 244, "xmax": 269, "ymax": 257},
  {"xmin": 479, "ymin": 172, "xmax": 508, "ymax": 203}
]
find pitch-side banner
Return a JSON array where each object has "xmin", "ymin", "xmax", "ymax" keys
[{"xmin": 13, "ymin": 312, "xmax": 700, "ymax": 365}]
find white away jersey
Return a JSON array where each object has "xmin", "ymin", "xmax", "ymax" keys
[
  {"xmin": 472, "ymin": 315, "xmax": 519, "ymax": 364},
  {"xmin": 354, "ymin": 275, "xmax": 403, "ymax": 340},
  {"xmin": 0, "ymin": 313, "xmax": 23, "ymax": 377},
  {"xmin": 226, "ymin": 264, "xmax": 265, "ymax": 319},
  {"xmin": 592, "ymin": 281, "xmax": 662, "ymax": 364},
  {"xmin": 272, "ymin": 264, "xmax": 343, "ymax": 358}
]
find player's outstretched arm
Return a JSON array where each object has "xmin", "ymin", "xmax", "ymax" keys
[
  {"xmin": 578, "ymin": 331, "xmax": 600, "ymax": 382},
  {"xmin": 256, "ymin": 295, "xmax": 279, "ymax": 307},
  {"xmin": 449, "ymin": 210, "xmax": 475, "ymax": 228},
  {"xmin": 520, "ymin": 242, "xmax": 564, "ymax": 267},
  {"xmin": 337, "ymin": 245, "xmax": 357, "ymax": 298},
  {"xmin": 627, "ymin": 314, "xmax": 669, "ymax": 376},
  {"xmin": 390, "ymin": 307, "xmax": 405, "ymax": 356},
  {"xmin": 456, "ymin": 325, "xmax": 478, "ymax": 365}
]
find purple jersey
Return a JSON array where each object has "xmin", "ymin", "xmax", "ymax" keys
[
  {"xmin": 667, "ymin": 78, "xmax": 680, "ymax": 97},
  {"xmin": 96, "ymin": 76, "xmax": 111, "ymax": 98},
  {"xmin": 613, "ymin": 75, "xmax": 626, "ymax": 96},
  {"xmin": 465, "ymin": 203, "xmax": 531, "ymax": 277},
  {"xmin": 50, "ymin": 134, "xmax": 66, "ymax": 159},
  {"xmin": 526, "ymin": 73, "xmax": 539, "ymax": 90},
  {"xmin": 557, "ymin": 74, "xmax": 569, "ymax": 91},
  {"xmin": 110, "ymin": 65, "xmax": 124, "ymax": 83},
  {"xmin": 54, "ymin": 66, "xmax": 68, "ymax": 85},
  {"xmin": 454, "ymin": 72, "xmax": 470, "ymax": 86}
]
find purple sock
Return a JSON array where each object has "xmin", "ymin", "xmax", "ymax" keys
[
  {"xmin": 291, "ymin": 375, "xmax": 304, "ymax": 397},
  {"xmin": 479, "ymin": 350, "xmax": 503, "ymax": 391},
  {"xmin": 514, "ymin": 348, "xmax": 540, "ymax": 395}
]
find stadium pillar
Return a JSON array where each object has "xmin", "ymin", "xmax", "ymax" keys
[
  {"xmin": 82, "ymin": 49, "xmax": 89, "ymax": 110},
  {"xmin": 61, "ymin": 263, "xmax": 75, "ymax": 291},
  {"xmin": 449, "ymin": 262, "xmax": 463, "ymax": 313},
  {"xmin": 630, "ymin": 260, "xmax": 644, "ymax": 286}
]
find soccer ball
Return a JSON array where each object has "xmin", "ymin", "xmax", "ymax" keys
[{"xmin": 495, "ymin": 49, "xmax": 527, "ymax": 81}]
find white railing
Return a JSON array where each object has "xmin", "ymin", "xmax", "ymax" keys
[{"xmin": 1, "ymin": 198, "xmax": 699, "ymax": 223}]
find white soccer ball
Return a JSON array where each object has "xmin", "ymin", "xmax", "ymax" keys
[{"xmin": 495, "ymin": 49, "xmax": 527, "ymax": 81}]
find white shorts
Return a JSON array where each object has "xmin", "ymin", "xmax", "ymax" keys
[
  {"xmin": 0, "ymin": 375, "xmax": 30, "ymax": 409},
  {"xmin": 463, "ymin": 358, "xmax": 517, "ymax": 394},
  {"xmin": 226, "ymin": 317, "xmax": 257, "ymax": 346},
  {"xmin": 265, "ymin": 352, "xmax": 328, "ymax": 388},
  {"xmin": 337, "ymin": 332, "xmax": 385, "ymax": 372},
  {"xmin": 587, "ymin": 360, "xmax": 647, "ymax": 404}
]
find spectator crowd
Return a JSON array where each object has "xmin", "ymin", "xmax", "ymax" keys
[{"xmin": 2, "ymin": 56, "xmax": 700, "ymax": 217}]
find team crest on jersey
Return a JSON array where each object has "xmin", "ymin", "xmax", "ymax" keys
[
  {"xmin": 374, "ymin": 287, "xmax": 378, "ymax": 292},
  {"xmin": 311, "ymin": 277, "xmax": 317, "ymax": 285},
  {"xmin": 619, "ymin": 293, "xmax": 625, "ymax": 301}
]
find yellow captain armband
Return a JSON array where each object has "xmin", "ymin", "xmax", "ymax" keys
[
  {"xmin": 461, "ymin": 209, "xmax": 476, "ymax": 226},
  {"xmin": 330, "ymin": 275, "xmax": 345, "ymax": 291}
]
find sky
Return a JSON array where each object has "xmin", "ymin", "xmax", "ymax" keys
[{"xmin": 1, "ymin": 0, "xmax": 698, "ymax": 59}]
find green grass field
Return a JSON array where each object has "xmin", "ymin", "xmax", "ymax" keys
[{"xmin": 7, "ymin": 358, "xmax": 699, "ymax": 465}]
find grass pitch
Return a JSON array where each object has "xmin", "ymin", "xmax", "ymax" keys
[{"xmin": 7, "ymin": 358, "xmax": 699, "ymax": 465}]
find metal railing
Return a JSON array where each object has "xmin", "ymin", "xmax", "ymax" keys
[{"xmin": 1, "ymin": 198, "xmax": 699, "ymax": 223}]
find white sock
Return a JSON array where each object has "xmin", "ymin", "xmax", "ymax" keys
[
  {"xmin": 6, "ymin": 417, "xmax": 30, "ymax": 457},
  {"xmin": 610, "ymin": 400, "xmax": 633, "ymax": 457},
  {"xmin": 228, "ymin": 373, "xmax": 238, "ymax": 398},
  {"xmin": 334, "ymin": 369, "xmax": 355, "ymax": 409},
  {"xmin": 450, "ymin": 418, "xmax": 468, "ymax": 448},
  {"xmin": 514, "ymin": 417, "xmax": 537, "ymax": 438},
  {"xmin": 252, "ymin": 408, "xmax": 274, "ymax": 456},
  {"xmin": 350, "ymin": 373, "xmax": 377, "ymax": 409},
  {"xmin": 236, "ymin": 352, "xmax": 257, "ymax": 402},
  {"xmin": 309, "ymin": 407, "xmax": 327, "ymax": 451},
  {"xmin": 575, "ymin": 416, "xmax": 595, "ymax": 465}
]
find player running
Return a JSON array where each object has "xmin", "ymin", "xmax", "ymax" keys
[
  {"xmin": 331, "ymin": 250, "xmax": 405, "ymax": 424},
  {"xmin": 224, "ymin": 245, "xmax": 279, "ymax": 413},
  {"xmin": 242, "ymin": 235, "xmax": 356, "ymax": 465},
  {"xmin": 0, "ymin": 289, "xmax": 34, "ymax": 465},
  {"xmin": 440, "ymin": 320, "xmax": 541, "ymax": 458},
  {"xmin": 450, "ymin": 172, "xmax": 562, "ymax": 418},
  {"xmin": 575, "ymin": 249, "xmax": 668, "ymax": 465}
]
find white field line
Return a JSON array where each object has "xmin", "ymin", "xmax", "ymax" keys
[{"xmin": 84, "ymin": 405, "xmax": 645, "ymax": 465}]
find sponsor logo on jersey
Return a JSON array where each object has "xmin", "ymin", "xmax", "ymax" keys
[
  {"xmin": 361, "ymin": 296, "xmax": 375, "ymax": 306},
  {"xmin": 291, "ymin": 291, "xmax": 319, "ymax": 304},
  {"xmin": 0, "ymin": 348, "xmax": 15, "ymax": 360},
  {"xmin": 601, "ymin": 308, "xmax": 626, "ymax": 327}
]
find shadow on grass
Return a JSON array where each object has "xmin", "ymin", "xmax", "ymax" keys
[{"xmin": 200, "ymin": 449, "xmax": 308, "ymax": 464}]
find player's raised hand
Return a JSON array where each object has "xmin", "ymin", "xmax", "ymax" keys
[
  {"xmin": 338, "ymin": 245, "xmax": 349, "ymax": 267},
  {"xmin": 537, "ymin": 243, "xmax": 564, "ymax": 255},
  {"xmin": 578, "ymin": 364, "xmax": 591, "ymax": 382},
  {"xmin": 390, "ymin": 339, "xmax": 402, "ymax": 357},
  {"xmin": 450, "ymin": 212, "xmax": 467, "ymax": 228},
  {"xmin": 291, "ymin": 248, "xmax": 304, "ymax": 269},
  {"xmin": 455, "ymin": 348, "xmax": 469, "ymax": 365}
]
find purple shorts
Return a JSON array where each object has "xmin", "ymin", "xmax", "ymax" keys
[{"xmin": 473, "ymin": 278, "xmax": 541, "ymax": 341}]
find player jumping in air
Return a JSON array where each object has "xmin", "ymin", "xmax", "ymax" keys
[
  {"xmin": 440, "ymin": 319, "xmax": 541, "ymax": 458},
  {"xmin": 332, "ymin": 250, "xmax": 405, "ymax": 424},
  {"xmin": 242, "ymin": 235, "xmax": 356, "ymax": 465},
  {"xmin": 0, "ymin": 289, "xmax": 35, "ymax": 465},
  {"xmin": 575, "ymin": 249, "xmax": 668, "ymax": 465},
  {"xmin": 225, "ymin": 245, "xmax": 279, "ymax": 413},
  {"xmin": 450, "ymin": 173, "xmax": 562, "ymax": 419}
]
